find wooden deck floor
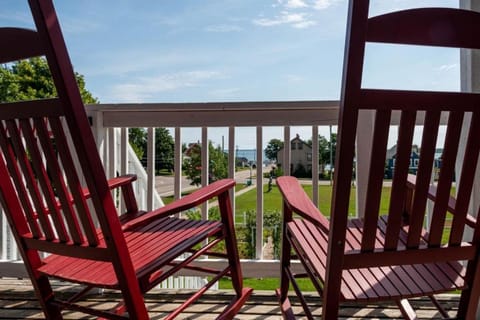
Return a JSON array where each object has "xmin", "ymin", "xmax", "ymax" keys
[{"xmin": 0, "ymin": 278, "xmax": 460, "ymax": 319}]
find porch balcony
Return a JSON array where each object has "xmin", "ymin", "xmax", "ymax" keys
[{"xmin": 0, "ymin": 100, "xmax": 465, "ymax": 318}]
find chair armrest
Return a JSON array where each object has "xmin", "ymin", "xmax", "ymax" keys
[
  {"xmin": 407, "ymin": 174, "xmax": 477, "ymax": 228},
  {"xmin": 79, "ymin": 174, "xmax": 138, "ymax": 199},
  {"xmin": 122, "ymin": 179, "xmax": 235, "ymax": 231},
  {"xmin": 76, "ymin": 174, "xmax": 138, "ymax": 213},
  {"xmin": 43, "ymin": 174, "xmax": 138, "ymax": 217},
  {"xmin": 277, "ymin": 176, "xmax": 330, "ymax": 233}
]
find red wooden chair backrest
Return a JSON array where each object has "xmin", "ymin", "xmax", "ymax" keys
[
  {"xmin": 331, "ymin": 1, "xmax": 480, "ymax": 262},
  {"xmin": 0, "ymin": 0, "xmax": 128, "ymax": 264}
]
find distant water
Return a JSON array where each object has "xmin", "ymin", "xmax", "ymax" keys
[{"xmin": 235, "ymin": 149, "xmax": 267, "ymax": 162}]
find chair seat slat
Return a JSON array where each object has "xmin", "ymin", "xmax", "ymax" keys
[
  {"xmin": 287, "ymin": 218, "xmax": 465, "ymax": 302},
  {"xmin": 289, "ymin": 220, "xmax": 327, "ymax": 279},
  {"xmin": 38, "ymin": 217, "xmax": 223, "ymax": 288}
]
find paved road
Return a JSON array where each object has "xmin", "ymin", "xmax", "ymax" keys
[{"xmin": 155, "ymin": 165, "xmax": 271, "ymax": 197}]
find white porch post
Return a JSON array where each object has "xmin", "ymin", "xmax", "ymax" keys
[
  {"xmin": 355, "ymin": 110, "xmax": 375, "ymax": 218},
  {"xmin": 459, "ymin": 0, "xmax": 480, "ymax": 239},
  {"xmin": 460, "ymin": 0, "xmax": 480, "ymax": 317}
]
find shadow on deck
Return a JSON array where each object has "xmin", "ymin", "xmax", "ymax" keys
[{"xmin": 0, "ymin": 278, "xmax": 459, "ymax": 319}]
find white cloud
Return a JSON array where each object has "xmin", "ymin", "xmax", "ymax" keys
[
  {"xmin": 312, "ymin": 0, "xmax": 335, "ymax": 10},
  {"xmin": 107, "ymin": 71, "xmax": 221, "ymax": 102},
  {"xmin": 254, "ymin": 11, "xmax": 315, "ymax": 28},
  {"xmin": 208, "ymin": 88, "xmax": 242, "ymax": 99},
  {"xmin": 436, "ymin": 63, "xmax": 457, "ymax": 72},
  {"xmin": 293, "ymin": 20, "xmax": 317, "ymax": 28},
  {"xmin": 285, "ymin": 0, "xmax": 308, "ymax": 9},
  {"xmin": 205, "ymin": 24, "xmax": 243, "ymax": 32},
  {"xmin": 255, "ymin": 0, "xmax": 339, "ymax": 29}
]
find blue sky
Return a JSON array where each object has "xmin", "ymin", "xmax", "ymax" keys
[{"xmin": 1, "ymin": 0, "xmax": 460, "ymax": 149}]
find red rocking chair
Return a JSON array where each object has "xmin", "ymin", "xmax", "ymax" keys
[
  {"xmin": 0, "ymin": 0, "xmax": 251, "ymax": 319},
  {"xmin": 277, "ymin": 1, "xmax": 480, "ymax": 319}
]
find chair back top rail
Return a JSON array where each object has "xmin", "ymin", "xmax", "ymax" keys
[{"xmin": 0, "ymin": 27, "xmax": 44, "ymax": 63}]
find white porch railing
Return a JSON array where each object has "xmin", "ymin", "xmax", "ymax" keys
[
  {"xmin": 0, "ymin": 100, "xmax": 340, "ymax": 279},
  {"xmin": 0, "ymin": 100, "xmax": 459, "ymax": 280},
  {"xmin": 87, "ymin": 100, "xmax": 340, "ymax": 262}
]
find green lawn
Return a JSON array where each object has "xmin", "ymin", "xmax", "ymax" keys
[
  {"xmin": 161, "ymin": 183, "xmax": 248, "ymax": 205},
  {"xmin": 219, "ymin": 277, "xmax": 316, "ymax": 291},
  {"xmin": 234, "ymin": 182, "xmax": 393, "ymax": 220},
  {"xmin": 162, "ymin": 179, "xmax": 454, "ymax": 291}
]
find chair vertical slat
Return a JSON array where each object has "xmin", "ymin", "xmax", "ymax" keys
[
  {"xmin": 450, "ymin": 112, "xmax": 480, "ymax": 245},
  {"xmin": 429, "ymin": 111, "xmax": 464, "ymax": 246},
  {"xmin": 5, "ymin": 119, "xmax": 55, "ymax": 240},
  {"xmin": 18, "ymin": 118, "xmax": 70, "ymax": 243},
  {"xmin": 406, "ymin": 110, "xmax": 441, "ymax": 248},
  {"xmin": 361, "ymin": 110, "xmax": 391, "ymax": 251},
  {"xmin": 48, "ymin": 117, "xmax": 99, "ymax": 246},
  {"xmin": 384, "ymin": 111, "xmax": 416, "ymax": 250},
  {"xmin": 33, "ymin": 118, "xmax": 84, "ymax": 244},
  {"xmin": 0, "ymin": 122, "xmax": 41, "ymax": 238}
]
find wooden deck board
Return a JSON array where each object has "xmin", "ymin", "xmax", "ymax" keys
[{"xmin": 0, "ymin": 278, "xmax": 459, "ymax": 319}]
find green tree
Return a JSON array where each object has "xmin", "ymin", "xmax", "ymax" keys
[
  {"xmin": 0, "ymin": 57, "xmax": 97, "ymax": 103},
  {"xmin": 127, "ymin": 128, "xmax": 175, "ymax": 170},
  {"xmin": 129, "ymin": 128, "xmax": 147, "ymax": 160},
  {"xmin": 264, "ymin": 138, "xmax": 284, "ymax": 162},
  {"xmin": 183, "ymin": 141, "xmax": 228, "ymax": 186},
  {"xmin": 321, "ymin": 133, "xmax": 337, "ymax": 169},
  {"xmin": 0, "ymin": 58, "xmax": 157, "ymax": 171},
  {"xmin": 307, "ymin": 133, "xmax": 337, "ymax": 171},
  {"xmin": 155, "ymin": 128, "xmax": 174, "ymax": 172}
]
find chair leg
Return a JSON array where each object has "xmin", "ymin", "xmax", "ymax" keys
[
  {"xmin": 458, "ymin": 258, "xmax": 480, "ymax": 319},
  {"xmin": 217, "ymin": 287, "xmax": 254, "ymax": 320},
  {"xmin": 32, "ymin": 275, "xmax": 63, "ymax": 320},
  {"xmin": 428, "ymin": 295, "xmax": 449, "ymax": 318},
  {"xmin": 278, "ymin": 203, "xmax": 296, "ymax": 319},
  {"xmin": 218, "ymin": 191, "xmax": 243, "ymax": 294},
  {"xmin": 217, "ymin": 191, "xmax": 252, "ymax": 312}
]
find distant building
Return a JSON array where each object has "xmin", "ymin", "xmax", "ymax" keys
[
  {"xmin": 384, "ymin": 144, "xmax": 443, "ymax": 179},
  {"xmin": 277, "ymin": 134, "xmax": 313, "ymax": 178}
]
